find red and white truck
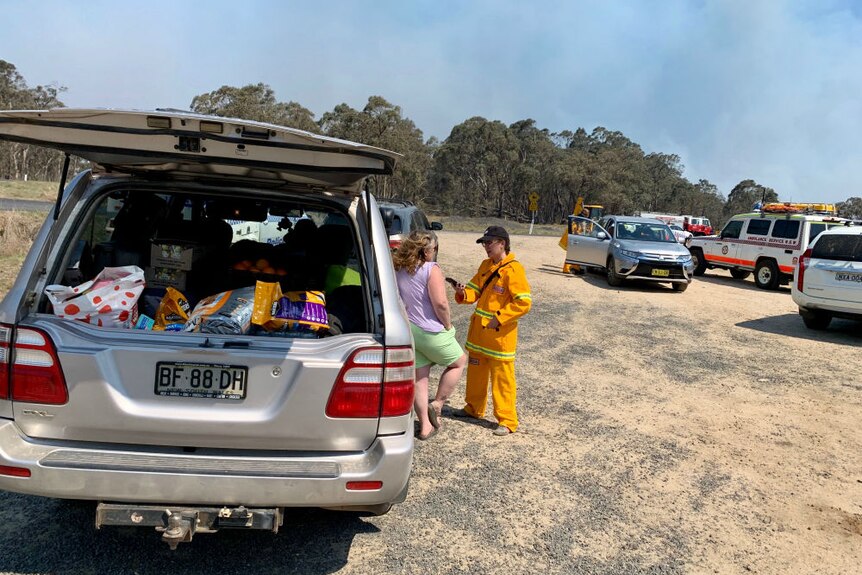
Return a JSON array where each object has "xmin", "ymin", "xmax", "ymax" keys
[{"xmin": 639, "ymin": 212, "xmax": 713, "ymax": 236}]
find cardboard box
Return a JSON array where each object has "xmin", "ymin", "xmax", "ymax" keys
[
  {"xmin": 145, "ymin": 266, "xmax": 188, "ymax": 291},
  {"xmin": 150, "ymin": 242, "xmax": 199, "ymax": 271}
]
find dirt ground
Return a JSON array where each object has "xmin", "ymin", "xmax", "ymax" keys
[
  {"xmin": 406, "ymin": 231, "xmax": 862, "ymax": 574},
  {"xmin": 1, "ymin": 230, "xmax": 860, "ymax": 575}
]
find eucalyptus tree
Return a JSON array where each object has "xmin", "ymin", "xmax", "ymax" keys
[
  {"xmin": 430, "ymin": 117, "xmax": 520, "ymax": 217},
  {"xmin": 190, "ymin": 83, "xmax": 318, "ymax": 133},
  {"xmin": 319, "ymin": 96, "xmax": 430, "ymax": 202},
  {"xmin": 724, "ymin": 179, "xmax": 777, "ymax": 218},
  {"xmin": 836, "ymin": 197, "xmax": 862, "ymax": 219},
  {"xmin": 0, "ymin": 60, "xmax": 68, "ymax": 181}
]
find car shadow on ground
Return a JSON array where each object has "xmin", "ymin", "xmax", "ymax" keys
[
  {"xmin": 696, "ymin": 272, "xmax": 792, "ymax": 293},
  {"xmin": 0, "ymin": 492, "xmax": 379, "ymax": 575},
  {"xmin": 536, "ymin": 263, "xmax": 573, "ymax": 277},
  {"xmin": 736, "ymin": 313, "xmax": 862, "ymax": 345}
]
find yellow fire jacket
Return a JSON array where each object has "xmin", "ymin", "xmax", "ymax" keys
[{"xmin": 455, "ymin": 252, "xmax": 532, "ymax": 361}]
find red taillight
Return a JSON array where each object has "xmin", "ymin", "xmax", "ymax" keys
[
  {"xmin": 0, "ymin": 465, "xmax": 31, "ymax": 477},
  {"xmin": 797, "ymin": 248, "xmax": 812, "ymax": 292},
  {"xmin": 0, "ymin": 324, "xmax": 68, "ymax": 405},
  {"xmin": 346, "ymin": 481, "xmax": 383, "ymax": 491},
  {"xmin": 326, "ymin": 346, "xmax": 414, "ymax": 418},
  {"xmin": 0, "ymin": 324, "xmax": 10, "ymax": 399}
]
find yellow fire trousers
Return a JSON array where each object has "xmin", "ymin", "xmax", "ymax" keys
[{"xmin": 463, "ymin": 353, "xmax": 518, "ymax": 432}]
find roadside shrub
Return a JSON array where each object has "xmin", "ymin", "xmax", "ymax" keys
[{"xmin": 0, "ymin": 210, "xmax": 44, "ymax": 257}]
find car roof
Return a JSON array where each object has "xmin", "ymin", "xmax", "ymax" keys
[
  {"xmin": 815, "ymin": 224, "xmax": 862, "ymax": 236},
  {"xmin": 609, "ymin": 215, "xmax": 668, "ymax": 224}
]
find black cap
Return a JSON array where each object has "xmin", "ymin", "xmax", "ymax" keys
[{"xmin": 476, "ymin": 225, "xmax": 509, "ymax": 244}]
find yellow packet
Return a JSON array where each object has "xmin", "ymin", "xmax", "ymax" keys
[
  {"xmin": 253, "ymin": 281, "xmax": 328, "ymax": 332},
  {"xmin": 153, "ymin": 287, "xmax": 191, "ymax": 332}
]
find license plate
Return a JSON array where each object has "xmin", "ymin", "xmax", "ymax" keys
[
  {"xmin": 651, "ymin": 269, "xmax": 670, "ymax": 277},
  {"xmin": 155, "ymin": 362, "xmax": 247, "ymax": 400},
  {"xmin": 835, "ymin": 272, "xmax": 862, "ymax": 283}
]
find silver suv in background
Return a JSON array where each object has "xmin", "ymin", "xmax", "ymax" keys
[
  {"xmin": 565, "ymin": 215, "xmax": 695, "ymax": 291},
  {"xmin": 0, "ymin": 109, "xmax": 414, "ymax": 548},
  {"xmin": 792, "ymin": 224, "xmax": 862, "ymax": 330},
  {"xmin": 378, "ymin": 200, "xmax": 443, "ymax": 250}
]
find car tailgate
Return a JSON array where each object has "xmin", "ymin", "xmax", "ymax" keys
[
  {"xmin": 807, "ymin": 260, "xmax": 862, "ymax": 304},
  {"xmin": 11, "ymin": 317, "xmax": 388, "ymax": 452},
  {"xmin": 0, "ymin": 109, "xmax": 399, "ymax": 194}
]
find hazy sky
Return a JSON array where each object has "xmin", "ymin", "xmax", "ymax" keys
[{"xmin": 3, "ymin": 0, "xmax": 861, "ymax": 202}]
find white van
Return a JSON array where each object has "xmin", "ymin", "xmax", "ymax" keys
[{"xmin": 688, "ymin": 205, "xmax": 846, "ymax": 289}]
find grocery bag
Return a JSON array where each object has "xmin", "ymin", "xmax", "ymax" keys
[{"xmin": 45, "ymin": 266, "xmax": 146, "ymax": 328}]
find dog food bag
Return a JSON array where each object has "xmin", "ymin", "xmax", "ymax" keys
[
  {"xmin": 153, "ymin": 287, "xmax": 191, "ymax": 332},
  {"xmin": 45, "ymin": 266, "xmax": 145, "ymax": 328},
  {"xmin": 184, "ymin": 287, "xmax": 255, "ymax": 335},
  {"xmin": 252, "ymin": 281, "xmax": 329, "ymax": 333}
]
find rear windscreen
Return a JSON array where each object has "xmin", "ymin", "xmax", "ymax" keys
[
  {"xmin": 811, "ymin": 234, "xmax": 862, "ymax": 262},
  {"xmin": 47, "ymin": 189, "xmax": 367, "ymax": 336}
]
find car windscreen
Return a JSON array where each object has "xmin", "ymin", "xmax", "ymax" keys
[
  {"xmin": 615, "ymin": 222, "xmax": 676, "ymax": 242},
  {"xmin": 811, "ymin": 234, "xmax": 862, "ymax": 262}
]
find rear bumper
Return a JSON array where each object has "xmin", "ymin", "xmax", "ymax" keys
[
  {"xmin": 0, "ymin": 420, "xmax": 413, "ymax": 507},
  {"xmin": 795, "ymin": 298, "xmax": 862, "ymax": 321}
]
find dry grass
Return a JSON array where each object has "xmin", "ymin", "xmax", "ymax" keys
[
  {"xmin": 433, "ymin": 214, "xmax": 564, "ymax": 237},
  {"xmin": 0, "ymin": 210, "xmax": 45, "ymax": 298},
  {"xmin": 0, "ymin": 179, "xmax": 58, "ymax": 201}
]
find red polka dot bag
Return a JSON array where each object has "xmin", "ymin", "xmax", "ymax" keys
[{"xmin": 45, "ymin": 265, "xmax": 146, "ymax": 328}]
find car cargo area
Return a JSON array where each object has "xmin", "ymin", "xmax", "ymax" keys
[{"xmin": 42, "ymin": 185, "xmax": 370, "ymax": 338}]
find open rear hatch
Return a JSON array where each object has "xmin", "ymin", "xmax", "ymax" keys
[{"xmin": 0, "ymin": 108, "xmax": 399, "ymax": 193}]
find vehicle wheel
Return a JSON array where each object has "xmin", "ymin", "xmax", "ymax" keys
[
  {"xmin": 730, "ymin": 269, "xmax": 751, "ymax": 280},
  {"xmin": 690, "ymin": 248, "xmax": 707, "ymax": 276},
  {"xmin": 672, "ymin": 281, "xmax": 689, "ymax": 292},
  {"xmin": 800, "ymin": 309, "xmax": 832, "ymax": 330},
  {"xmin": 754, "ymin": 259, "xmax": 780, "ymax": 290},
  {"xmin": 606, "ymin": 257, "xmax": 624, "ymax": 287}
]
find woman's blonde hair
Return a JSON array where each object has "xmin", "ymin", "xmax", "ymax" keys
[{"xmin": 392, "ymin": 230, "xmax": 437, "ymax": 275}]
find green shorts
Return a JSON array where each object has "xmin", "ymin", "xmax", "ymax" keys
[{"xmin": 410, "ymin": 323, "xmax": 464, "ymax": 368}]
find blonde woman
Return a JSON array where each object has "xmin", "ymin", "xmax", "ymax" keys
[{"xmin": 393, "ymin": 230, "xmax": 467, "ymax": 440}]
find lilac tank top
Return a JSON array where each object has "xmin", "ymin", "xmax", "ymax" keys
[{"xmin": 396, "ymin": 262, "xmax": 444, "ymax": 333}]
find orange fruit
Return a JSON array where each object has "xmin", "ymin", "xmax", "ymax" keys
[
  {"xmin": 262, "ymin": 266, "xmax": 276, "ymax": 275},
  {"xmin": 255, "ymin": 258, "xmax": 270, "ymax": 270}
]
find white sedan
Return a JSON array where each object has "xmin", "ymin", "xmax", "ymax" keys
[{"xmin": 668, "ymin": 224, "xmax": 693, "ymax": 246}]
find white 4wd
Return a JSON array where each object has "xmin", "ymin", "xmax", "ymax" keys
[
  {"xmin": 792, "ymin": 225, "xmax": 862, "ymax": 329},
  {"xmin": 688, "ymin": 209, "xmax": 845, "ymax": 290}
]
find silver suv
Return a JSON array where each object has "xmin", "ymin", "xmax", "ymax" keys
[
  {"xmin": 0, "ymin": 109, "xmax": 414, "ymax": 547},
  {"xmin": 565, "ymin": 215, "xmax": 695, "ymax": 291},
  {"xmin": 378, "ymin": 199, "xmax": 443, "ymax": 250}
]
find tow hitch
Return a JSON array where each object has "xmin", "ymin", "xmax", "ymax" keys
[{"xmin": 95, "ymin": 503, "xmax": 283, "ymax": 549}]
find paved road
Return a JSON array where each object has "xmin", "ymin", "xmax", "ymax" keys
[{"xmin": 0, "ymin": 198, "xmax": 53, "ymax": 212}]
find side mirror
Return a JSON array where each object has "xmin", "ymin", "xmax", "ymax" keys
[
  {"xmin": 379, "ymin": 207, "xmax": 395, "ymax": 231},
  {"xmin": 431, "ymin": 221, "xmax": 443, "ymax": 231},
  {"xmin": 597, "ymin": 231, "xmax": 607, "ymax": 240}
]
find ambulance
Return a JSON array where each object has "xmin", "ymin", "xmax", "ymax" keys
[{"xmin": 688, "ymin": 203, "xmax": 847, "ymax": 290}]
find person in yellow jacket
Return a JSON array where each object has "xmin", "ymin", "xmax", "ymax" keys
[{"xmin": 450, "ymin": 226, "xmax": 532, "ymax": 436}]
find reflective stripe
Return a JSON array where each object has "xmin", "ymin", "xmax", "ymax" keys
[
  {"xmin": 466, "ymin": 282, "xmax": 480, "ymax": 291},
  {"xmin": 474, "ymin": 309, "xmax": 495, "ymax": 319},
  {"xmin": 513, "ymin": 293, "xmax": 532, "ymax": 301},
  {"xmin": 465, "ymin": 341, "xmax": 516, "ymax": 360}
]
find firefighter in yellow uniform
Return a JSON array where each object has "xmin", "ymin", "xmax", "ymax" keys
[{"xmin": 451, "ymin": 226, "xmax": 532, "ymax": 436}]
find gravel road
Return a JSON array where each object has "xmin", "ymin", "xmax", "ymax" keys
[{"xmin": 1, "ymin": 231, "xmax": 860, "ymax": 574}]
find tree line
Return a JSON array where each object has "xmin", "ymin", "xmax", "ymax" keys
[{"xmin": 2, "ymin": 60, "xmax": 860, "ymax": 224}]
